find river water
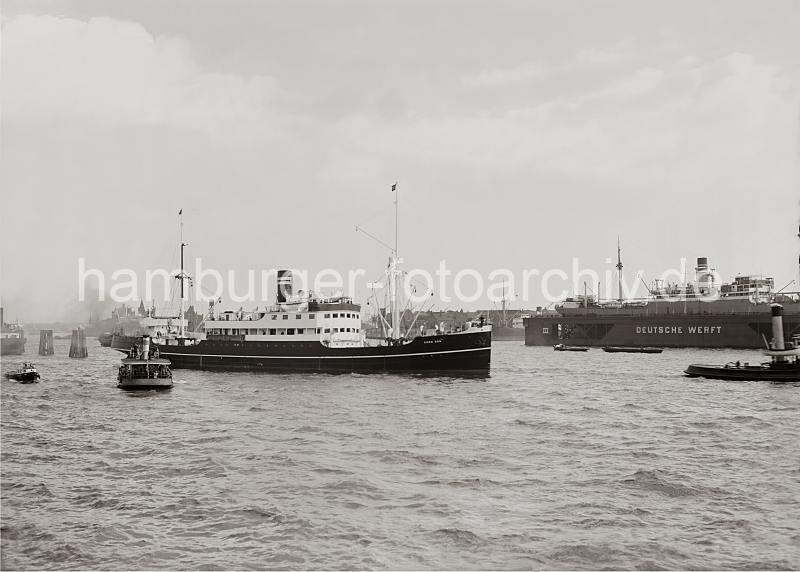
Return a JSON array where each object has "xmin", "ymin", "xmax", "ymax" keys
[{"xmin": 2, "ymin": 339, "xmax": 798, "ymax": 570}]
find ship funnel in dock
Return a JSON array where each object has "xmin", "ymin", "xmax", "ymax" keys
[
  {"xmin": 771, "ymin": 304, "xmax": 785, "ymax": 351},
  {"xmin": 277, "ymin": 270, "xmax": 293, "ymax": 304}
]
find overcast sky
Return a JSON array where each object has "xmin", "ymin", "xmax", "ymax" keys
[{"xmin": 2, "ymin": 0, "xmax": 799, "ymax": 321}]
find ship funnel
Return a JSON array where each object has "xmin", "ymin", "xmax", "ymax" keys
[
  {"xmin": 141, "ymin": 335, "xmax": 151, "ymax": 359},
  {"xmin": 277, "ymin": 270, "xmax": 293, "ymax": 303},
  {"xmin": 695, "ymin": 257, "xmax": 714, "ymax": 292},
  {"xmin": 771, "ymin": 304, "xmax": 785, "ymax": 351}
]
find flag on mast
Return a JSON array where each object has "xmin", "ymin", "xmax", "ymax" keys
[
  {"xmin": 391, "ymin": 183, "xmax": 397, "ymax": 192},
  {"xmin": 178, "ymin": 209, "xmax": 182, "ymax": 215}
]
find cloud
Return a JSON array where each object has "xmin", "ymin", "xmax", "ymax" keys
[
  {"xmin": 1, "ymin": 14, "xmax": 277, "ymax": 140},
  {"xmin": 461, "ymin": 42, "xmax": 636, "ymax": 88},
  {"xmin": 462, "ymin": 63, "xmax": 549, "ymax": 88},
  {"xmin": 348, "ymin": 52, "xmax": 798, "ymax": 194}
]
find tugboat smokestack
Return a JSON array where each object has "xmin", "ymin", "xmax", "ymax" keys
[{"xmin": 771, "ymin": 304, "xmax": 785, "ymax": 351}]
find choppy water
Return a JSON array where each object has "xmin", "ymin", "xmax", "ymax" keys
[{"xmin": 1, "ymin": 339, "xmax": 799, "ymax": 570}]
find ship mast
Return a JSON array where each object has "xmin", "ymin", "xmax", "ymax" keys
[
  {"xmin": 354, "ymin": 183, "xmax": 403, "ymax": 341},
  {"xmin": 616, "ymin": 237, "xmax": 624, "ymax": 302},
  {"xmin": 501, "ymin": 280, "xmax": 507, "ymax": 327},
  {"xmin": 177, "ymin": 209, "xmax": 188, "ymax": 337},
  {"xmin": 391, "ymin": 182, "xmax": 401, "ymax": 340}
]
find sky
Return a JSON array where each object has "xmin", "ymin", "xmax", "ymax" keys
[{"xmin": 1, "ymin": 0, "xmax": 799, "ymax": 321}]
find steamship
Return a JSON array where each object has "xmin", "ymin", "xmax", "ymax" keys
[
  {"xmin": 113, "ymin": 200, "xmax": 492, "ymax": 373},
  {"xmin": 525, "ymin": 249, "xmax": 800, "ymax": 349}
]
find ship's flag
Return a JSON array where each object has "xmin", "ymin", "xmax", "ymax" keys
[
  {"xmin": 178, "ymin": 208, "xmax": 183, "ymax": 215},
  {"xmin": 391, "ymin": 183, "xmax": 397, "ymax": 192}
]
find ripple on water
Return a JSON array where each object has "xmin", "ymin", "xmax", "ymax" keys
[{"xmin": 1, "ymin": 343, "xmax": 799, "ymax": 570}]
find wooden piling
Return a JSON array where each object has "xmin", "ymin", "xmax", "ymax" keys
[
  {"xmin": 38, "ymin": 329, "xmax": 54, "ymax": 356},
  {"xmin": 69, "ymin": 328, "xmax": 88, "ymax": 358}
]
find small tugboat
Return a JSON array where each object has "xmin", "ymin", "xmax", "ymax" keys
[
  {"xmin": 603, "ymin": 346, "xmax": 663, "ymax": 354},
  {"xmin": 553, "ymin": 343, "xmax": 589, "ymax": 352},
  {"xmin": 117, "ymin": 335, "xmax": 173, "ymax": 390},
  {"xmin": 685, "ymin": 304, "xmax": 800, "ymax": 382},
  {"xmin": 5, "ymin": 363, "xmax": 40, "ymax": 383}
]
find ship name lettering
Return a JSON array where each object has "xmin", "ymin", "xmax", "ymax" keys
[
  {"xmin": 635, "ymin": 325, "xmax": 722, "ymax": 335},
  {"xmin": 635, "ymin": 326, "xmax": 683, "ymax": 334},
  {"xmin": 687, "ymin": 326, "xmax": 722, "ymax": 334}
]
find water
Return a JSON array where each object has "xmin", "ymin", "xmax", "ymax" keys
[{"xmin": 2, "ymin": 339, "xmax": 799, "ymax": 570}]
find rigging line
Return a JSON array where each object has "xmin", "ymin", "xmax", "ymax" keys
[{"xmin": 355, "ymin": 225, "xmax": 394, "ymax": 253}]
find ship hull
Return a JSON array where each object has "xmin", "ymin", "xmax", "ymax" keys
[
  {"xmin": 117, "ymin": 379, "xmax": 173, "ymax": 391},
  {"xmin": 491, "ymin": 326, "xmax": 525, "ymax": 341},
  {"xmin": 525, "ymin": 313, "xmax": 800, "ymax": 349},
  {"xmin": 685, "ymin": 363, "xmax": 799, "ymax": 382},
  {"xmin": 114, "ymin": 331, "xmax": 491, "ymax": 373},
  {"xmin": 1, "ymin": 337, "xmax": 26, "ymax": 355}
]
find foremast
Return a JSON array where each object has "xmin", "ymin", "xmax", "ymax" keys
[{"xmin": 176, "ymin": 209, "xmax": 191, "ymax": 338}]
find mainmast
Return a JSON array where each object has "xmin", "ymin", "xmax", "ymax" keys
[
  {"xmin": 390, "ymin": 182, "xmax": 401, "ymax": 339},
  {"xmin": 354, "ymin": 183, "xmax": 403, "ymax": 341},
  {"xmin": 616, "ymin": 237, "xmax": 624, "ymax": 302}
]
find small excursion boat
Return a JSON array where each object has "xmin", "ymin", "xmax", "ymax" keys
[
  {"xmin": 685, "ymin": 304, "xmax": 799, "ymax": 382},
  {"xmin": 553, "ymin": 343, "xmax": 589, "ymax": 352},
  {"xmin": 602, "ymin": 346, "xmax": 663, "ymax": 354},
  {"xmin": 117, "ymin": 335, "xmax": 173, "ymax": 391},
  {"xmin": 5, "ymin": 362, "xmax": 40, "ymax": 383}
]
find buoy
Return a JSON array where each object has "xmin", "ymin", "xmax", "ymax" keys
[
  {"xmin": 38, "ymin": 329, "xmax": 54, "ymax": 356},
  {"xmin": 69, "ymin": 328, "xmax": 88, "ymax": 358}
]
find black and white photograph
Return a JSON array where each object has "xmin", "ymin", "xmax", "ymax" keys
[{"xmin": 1, "ymin": 0, "xmax": 799, "ymax": 569}]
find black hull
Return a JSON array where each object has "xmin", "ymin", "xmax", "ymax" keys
[
  {"xmin": 117, "ymin": 384, "xmax": 173, "ymax": 391},
  {"xmin": 525, "ymin": 314, "xmax": 800, "ymax": 349},
  {"xmin": 685, "ymin": 363, "xmax": 799, "ymax": 382},
  {"xmin": 114, "ymin": 332, "xmax": 491, "ymax": 373},
  {"xmin": 6, "ymin": 373, "xmax": 39, "ymax": 383},
  {"xmin": 603, "ymin": 346, "xmax": 663, "ymax": 354}
]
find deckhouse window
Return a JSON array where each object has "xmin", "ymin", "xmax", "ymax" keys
[
  {"xmin": 287, "ymin": 329, "xmax": 295, "ymax": 335},
  {"xmin": 309, "ymin": 314, "xmax": 315, "ymax": 319},
  {"xmin": 324, "ymin": 313, "xmax": 330, "ymax": 318},
  {"xmin": 295, "ymin": 314, "xmax": 301, "ymax": 319},
  {"xmin": 269, "ymin": 329, "xmax": 276, "ymax": 335},
  {"xmin": 271, "ymin": 315, "xmax": 277, "ymax": 320},
  {"xmin": 282, "ymin": 315, "xmax": 288, "ymax": 320},
  {"xmin": 324, "ymin": 328, "xmax": 331, "ymax": 333}
]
